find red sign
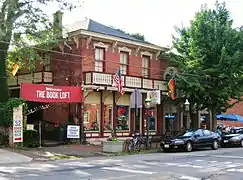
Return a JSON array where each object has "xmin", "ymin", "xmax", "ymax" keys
[{"xmin": 20, "ymin": 83, "xmax": 82, "ymax": 103}]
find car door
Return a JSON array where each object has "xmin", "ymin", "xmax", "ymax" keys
[
  {"xmin": 202, "ymin": 129, "xmax": 213, "ymax": 145},
  {"xmin": 193, "ymin": 129, "xmax": 205, "ymax": 147}
]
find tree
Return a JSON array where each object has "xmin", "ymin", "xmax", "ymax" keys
[
  {"xmin": 0, "ymin": 0, "xmax": 80, "ymax": 103},
  {"xmin": 169, "ymin": 2, "xmax": 243, "ymax": 128},
  {"xmin": 113, "ymin": 27, "xmax": 145, "ymax": 41}
]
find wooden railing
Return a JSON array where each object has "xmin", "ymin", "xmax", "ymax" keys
[
  {"xmin": 8, "ymin": 71, "xmax": 53, "ymax": 86},
  {"xmin": 84, "ymin": 72, "xmax": 167, "ymax": 90}
]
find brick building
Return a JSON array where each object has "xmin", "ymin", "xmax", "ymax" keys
[{"xmin": 8, "ymin": 15, "xmax": 185, "ymax": 140}]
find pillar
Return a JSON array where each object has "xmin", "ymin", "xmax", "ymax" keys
[
  {"xmin": 112, "ymin": 91, "xmax": 117, "ymax": 135},
  {"xmin": 100, "ymin": 91, "xmax": 104, "ymax": 137}
]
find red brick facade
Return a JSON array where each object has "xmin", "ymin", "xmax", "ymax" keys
[{"xmin": 41, "ymin": 37, "xmax": 168, "ymax": 127}]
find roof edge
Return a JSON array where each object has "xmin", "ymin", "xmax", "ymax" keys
[{"xmin": 69, "ymin": 29, "xmax": 168, "ymax": 52}]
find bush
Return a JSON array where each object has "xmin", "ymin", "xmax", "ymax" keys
[
  {"xmin": 23, "ymin": 130, "xmax": 39, "ymax": 148},
  {"xmin": 0, "ymin": 133, "xmax": 8, "ymax": 145}
]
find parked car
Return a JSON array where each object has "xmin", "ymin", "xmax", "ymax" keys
[
  {"xmin": 221, "ymin": 129, "xmax": 243, "ymax": 147},
  {"xmin": 160, "ymin": 129, "xmax": 219, "ymax": 152}
]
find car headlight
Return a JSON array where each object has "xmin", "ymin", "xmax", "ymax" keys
[{"xmin": 174, "ymin": 140, "xmax": 184, "ymax": 144}]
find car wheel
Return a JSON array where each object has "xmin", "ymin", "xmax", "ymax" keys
[
  {"xmin": 185, "ymin": 142, "xmax": 193, "ymax": 152},
  {"xmin": 212, "ymin": 140, "xmax": 219, "ymax": 150},
  {"xmin": 240, "ymin": 140, "xmax": 243, "ymax": 147}
]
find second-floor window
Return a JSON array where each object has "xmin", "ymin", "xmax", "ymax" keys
[
  {"xmin": 95, "ymin": 48, "xmax": 105, "ymax": 72},
  {"xmin": 120, "ymin": 52, "xmax": 128, "ymax": 75},
  {"xmin": 142, "ymin": 56, "xmax": 150, "ymax": 78}
]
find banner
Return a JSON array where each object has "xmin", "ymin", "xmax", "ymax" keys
[
  {"xmin": 20, "ymin": 83, "xmax": 82, "ymax": 103},
  {"xmin": 13, "ymin": 105, "xmax": 23, "ymax": 143}
]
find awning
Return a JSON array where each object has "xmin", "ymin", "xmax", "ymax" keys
[
  {"xmin": 20, "ymin": 83, "xmax": 82, "ymax": 103},
  {"xmin": 216, "ymin": 114, "xmax": 243, "ymax": 122}
]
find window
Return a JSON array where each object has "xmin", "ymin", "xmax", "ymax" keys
[
  {"xmin": 142, "ymin": 56, "xmax": 149, "ymax": 78},
  {"xmin": 116, "ymin": 105, "xmax": 129, "ymax": 131},
  {"xmin": 203, "ymin": 130, "xmax": 211, "ymax": 136},
  {"xmin": 44, "ymin": 54, "xmax": 51, "ymax": 71},
  {"xmin": 83, "ymin": 104, "xmax": 100, "ymax": 131},
  {"xmin": 120, "ymin": 52, "xmax": 128, "ymax": 75},
  {"xmin": 149, "ymin": 108, "xmax": 156, "ymax": 131},
  {"xmin": 95, "ymin": 48, "xmax": 104, "ymax": 72},
  {"xmin": 144, "ymin": 109, "xmax": 157, "ymax": 131},
  {"xmin": 104, "ymin": 104, "xmax": 113, "ymax": 131},
  {"xmin": 194, "ymin": 129, "xmax": 204, "ymax": 137}
]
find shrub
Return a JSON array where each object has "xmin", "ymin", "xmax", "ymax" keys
[
  {"xmin": 23, "ymin": 130, "xmax": 39, "ymax": 148},
  {"xmin": 0, "ymin": 133, "xmax": 8, "ymax": 145}
]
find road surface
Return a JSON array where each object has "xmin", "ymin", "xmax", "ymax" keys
[{"xmin": 1, "ymin": 147, "xmax": 243, "ymax": 180}]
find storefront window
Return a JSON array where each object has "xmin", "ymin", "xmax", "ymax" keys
[
  {"xmin": 104, "ymin": 104, "xmax": 113, "ymax": 131},
  {"xmin": 84, "ymin": 104, "xmax": 100, "ymax": 131},
  {"xmin": 149, "ymin": 108, "xmax": 156, "ymax": 131},
  {"xmin": 116, "ymin": 105, "xmax": 129, "ymax": 131},
  {"xmin": 144, "ymin": 108, "xmax": 156, "ymax": 131},
  {"xmin": 165, "ymin": 113, "xmax": 177, "ymax": 132}
]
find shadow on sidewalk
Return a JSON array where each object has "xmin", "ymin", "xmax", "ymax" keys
[{"xmin": 6, "ymin": 144, "xmax": 103, "ymax": 162}]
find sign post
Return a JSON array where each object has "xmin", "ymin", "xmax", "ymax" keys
[
  {"xmin": 130, "ymin": 89, "xmax": 142, "ymax": 132},
  {"xmin": 13, "ymin": 105, "xmax": 23, "ymax": 143}
]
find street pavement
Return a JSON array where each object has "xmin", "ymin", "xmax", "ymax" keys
[
  {"xmin": 0, "ymin": 149, "xmax": 32, "ymax": 164},
  {"xmin": 2, "ymin": 147, "xmax": 243, "ymax": 179}
]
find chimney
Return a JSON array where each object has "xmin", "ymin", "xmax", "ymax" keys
[{"xmin": 53, "ymin": 11, "xmax": 63, "ymax": 39}]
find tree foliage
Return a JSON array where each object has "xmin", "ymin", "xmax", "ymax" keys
[
  {"xmin": 112, "ymin": 27, "xmax": 145, "ymax": 41},
  {"xmin": 170, "ymin": 2, "xmax": 243, "ymax": 114},
  {"xmin": 0, "ymin": 0, "xmax": 80, "ymax": 103}
]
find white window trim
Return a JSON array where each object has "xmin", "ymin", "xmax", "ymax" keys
[
  {"xmin": 118, "ymin": 46, "xmax": 131, "ymax": 55},
  {"xmin": 141, "ymin": 51, "xmax": 153, "ymax": 59},
  {"xmin": 93, "ymin": 42, "xmax": 109, "ymax": 51}
]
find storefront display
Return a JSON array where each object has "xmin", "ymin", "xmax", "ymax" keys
[
  {"xmin": 104, "ymin": 104, "xmax": 113, "ymax": 130},
  {"xmin": 116, "ymin": 105, "xmax": 129, "ymax": 130},
  {"xmin": 84, "ymin": 104, "xmax": 100, "ymax": 131}
]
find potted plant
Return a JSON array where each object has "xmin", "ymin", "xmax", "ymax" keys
[{"xmin": 102, "ymin": 130, "xmax": 123, "ymax": 153}]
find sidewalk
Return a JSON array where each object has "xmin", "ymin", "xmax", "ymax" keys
[
  {"xmin": 6, "ymin": 144, "xmax": 104, "ymax": 162},
  {"xmin": 0, "ymin": 149, "xmax": 32, "ymax": 164}
]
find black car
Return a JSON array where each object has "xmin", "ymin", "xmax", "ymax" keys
[
  {"xmin": 160, "ymin": 129, "xmax": 219, "ymax": 152},
  {"xmin": 221, "ymin": 129, "xmax": 243, "ymax": 147}
]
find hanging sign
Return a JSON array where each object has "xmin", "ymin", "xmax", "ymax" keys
[
  {"xmin": 20, "ymin": 83, "xmax": 82, "ymax": 103},
  {"xmin": 147, "ymin": 90, "xmax": 161, "ymax": 105}
]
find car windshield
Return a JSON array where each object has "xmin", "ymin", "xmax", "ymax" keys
[{"xmin": 183, "ymin": 131, "xmax": 194, "ymax": 137}]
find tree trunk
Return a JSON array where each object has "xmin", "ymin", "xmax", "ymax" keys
[
  {"xmin": 211, "ymin": 109, "xmax": 217, "ymax": 131},
  {"xmin": 0, "ymin": 49, "xmax": 9, "ymax": 103}
]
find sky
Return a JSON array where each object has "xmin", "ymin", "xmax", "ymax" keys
[{"xmin": 46, "ymin": 0, "xmax": 243, "ymax": 48}]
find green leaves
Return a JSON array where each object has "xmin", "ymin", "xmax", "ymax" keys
[
  {"xmin": 170, "ymin": 1, "xmax": 243, "ymax": 112},
  {"xmin": 0, "ymin": 0, "xmax": 81, "ymax": 104}
]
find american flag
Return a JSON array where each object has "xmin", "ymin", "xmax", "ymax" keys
[{"xmin": 113, "ymin": 68, "xmax": 124, "ymax": 95}]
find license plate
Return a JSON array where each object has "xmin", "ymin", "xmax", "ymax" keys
[
  {"xmin": 164, "ymin": 144, "xmax": 169, "ymax": 148},
  {"xmin": 224, "ymin": 140, "xmax": 229, "ymax": 143}
]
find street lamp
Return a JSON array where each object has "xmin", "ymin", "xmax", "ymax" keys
[
  {"xmin": 145, "ymin": 97, "xmax": 151, "ymax": 149},
  {"xmin": 184, "ymin": 99, "xmax": 190, "ymax": 129}
]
